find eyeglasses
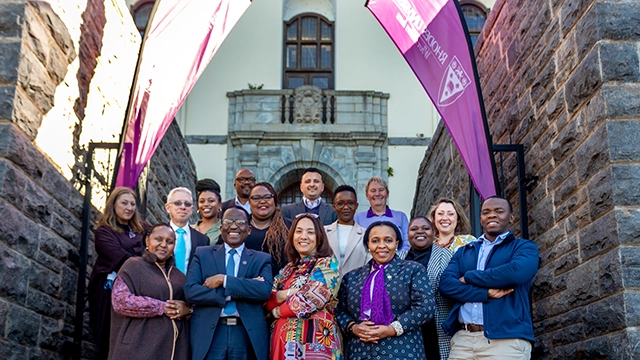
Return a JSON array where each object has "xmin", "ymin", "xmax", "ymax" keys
[
  {"xmin": 295, "ymin": 213, "xmax": 319, "ymax": 219},
  {"xmin": 169, "ymin": 200, "xmax": 193, "ymax": 207},
  {"xmin": 250, "ymin": 194, "xmax": 275, "ymax": 201},
  {"xmin": 221, "ymin": 219, "xmax": 247, "ymax": 226},
  {"xmin": 235, "ymin": 177, "xmax": 256, "ymax": 183},
  {"xmin": 335, "ymin": 200, "xmax": 357, "ymax": 208}
]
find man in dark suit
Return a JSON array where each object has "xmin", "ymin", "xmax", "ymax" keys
[
  {"xmin": 185, "ymin": 206, "xmax": 273, "ymax": 360},
  {"xmin": 281, "ymin": 167, "xmax": 337, "ymax": 225},
  {"xmin": 220, "ymin": 168, "xmax": 256, "ymax": 215},
  {"xmin": 165, "ymin": 187, "xmax": 209, "ymax": 274}
]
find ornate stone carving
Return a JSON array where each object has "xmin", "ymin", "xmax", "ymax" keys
[{"xmin": 293, "ymin": 85, "xmax": 322, "ymax": 123}]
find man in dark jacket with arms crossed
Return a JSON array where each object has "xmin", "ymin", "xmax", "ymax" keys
[{"xmin": 440, "ymin": 196, "xmax": 539, "ymax": 359}]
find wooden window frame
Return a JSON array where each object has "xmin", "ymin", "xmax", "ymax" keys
[{"xmin": 283, "ymin": 13, "xmax": 335, "ymax": 90}]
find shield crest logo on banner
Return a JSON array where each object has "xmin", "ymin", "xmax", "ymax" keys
[{"xmin": 438, "ymin": 56, "xmax": 471, "ymax": 107}]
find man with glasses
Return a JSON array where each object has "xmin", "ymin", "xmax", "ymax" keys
[
  {"xmin": 324, "ymin": 185, "xmax": 370, "ymax": 277},
  {"xmin": 281, "ymin": 167, "xmax": 337, "ymax": 225},
  {"xmin": 185, "ymin": 206, "xmax": 272, "ymax": 360},
  {"xmin": 165, "ymin": 187, "xmax": 209, "ymax": 274},
  {"xmin": 221, "ymin": 168, "xmax": 256, "ymax": 215}
]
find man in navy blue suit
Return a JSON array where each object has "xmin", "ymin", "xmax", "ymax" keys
[{"xmin": 185, "ymin": 206, "xmax": 273, "ymax": 360}]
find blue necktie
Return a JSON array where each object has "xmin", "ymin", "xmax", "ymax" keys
[
  {"xmin": 174, "ymin": 228, "xmax": 186, "ymax": 273},
  {"xmin": 223, "ymin": 249, "xmax": 237, "ymax": 315}
]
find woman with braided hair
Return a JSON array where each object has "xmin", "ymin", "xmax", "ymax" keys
[{"xmin": 246, "ymin": 182, "xmax": 292, "ymax": 273}]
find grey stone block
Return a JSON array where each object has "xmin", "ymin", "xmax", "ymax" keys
[
  {"xmin": 0, "ymin": 198, "xmax": 41, "ymax": 258},
  {"xmin": 620, "ymin": 247, "xmax": 640, "ymax": 289},
  {"xmin": 0, "ymin": 41, "xmax": 21, "ymax": 84},
  {"xmin": 29, "ymin": 261, "xmax": 60, "ymax": 298},
  {"xmin": 587, "ymin": 166, "xmax": 613, "ymax": 220},
  {"xmin": 603, "ymin": 84, "xmax": 640, "ymax": 119},
  {"xmin": 600, "ymin": 42, "xmax": 640, "ymax": 82},
  {"xmin": 0, "ymin": 339, "xmax": 26, "ymax": 360},
  {"xmin": 624, "ymin": 291, "xmax": 640, "ymax": 327},
  {"xmin": 579, "ymin": 211, "xmax": 617, "ymax": 260},
  {"xmin": 0, "ymin": 159, "xmax": 27, "ymax": 210},
  {"xmin": 561, "ymin": 0, "xmax": 593, "ymax": 36},
  {"xmin": 599, "ymin": 248, "xmax": 623, "ymax": 296},
  {"xmin": 583, "ymin": 293, "xmax": 626, "ymax": 336},
  {"xmin": 612, "ymin": 165, "xmax": 640, "ymax": 206},
  {"xmin": 607, "ymin": 120, "xmax": 640, "ymax": 162},
  {"xmin": 26, "ymin": 288, "xmax": 64, "ymax": 318},
  {"xmin": 6, "ymin": 304, "xmax": 40, "ymax": 346},
  {"xmin": 0, "ymin": 124, "xmax": 46, "ymax": 180},
  {"xmin": 12, "ymin": 85, "xmax": 44, "ymax": 140},
  {"xmin": 615, "ymin": 207, "xmax": 640, "ymax": 244},
  {"xmin": 596, "ymin": 2, "xmax": 640, "ymax": 41},
  {"xmin": 575, "ymin": 335, "xmax": 611, "ymax": 359},
  {"xmin": 551, "ymin": 121, "xmax": 579, "ymax": 163},
  {"xmin": 565, "ymin": 49, "xmax": 602, "ymax": 114},
  {"xmin": 576, "ymin": 124, "xmax": 609, "ymax": 184}
]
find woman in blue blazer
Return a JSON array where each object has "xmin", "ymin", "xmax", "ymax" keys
[{"xmin": 336, "ymin": 221, "xmax": 436, "ymax": 360}]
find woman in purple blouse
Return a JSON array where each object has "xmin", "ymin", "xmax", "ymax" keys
[{"xmin": 88, "ymin": 187, "xmax": 146, "ymax": 359}]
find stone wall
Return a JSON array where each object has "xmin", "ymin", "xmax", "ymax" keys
[
  {"xmin": 413, "ymin": 0, "xmax": 640, "ymax": 358},
  {"xmin": 0, "ymin": 1, "xmax": 198, "ymax": 359}
]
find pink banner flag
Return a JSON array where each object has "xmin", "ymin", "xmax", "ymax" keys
[
  {"xmin": 115, "ymin": 0, "xmax": 252, "ymax": 188},
  {"xmin": 366, "ymin": 0, "xmax": 497, "ymax": 199}
]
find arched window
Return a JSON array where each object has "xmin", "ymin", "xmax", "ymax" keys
[
  {"xmin": 278, "ymin": 182, "xmax": 333, "ymax": 206},
  {"xmin": 460, "ymin": 2, "xmax": 488, "ymax": 47},
  {"xmin": 283, "ymin": 14, "xmax": 334, "ymax": 89},
  {"xmin": 133, "ymin": 1, "xmax": 155, "ymax": 37}
]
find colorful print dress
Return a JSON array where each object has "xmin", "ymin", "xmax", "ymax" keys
[{"xmin": 266, "ymin": 256, "xmax": 342, "ymax": 360}]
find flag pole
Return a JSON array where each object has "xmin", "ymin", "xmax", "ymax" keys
[
  {"xmin": 452, "ymin": 0, "xmax": 500, "ymax": 196},
  {"xmin": 111, "ymin": 0, "xmax": 163, "ymax": 190}
]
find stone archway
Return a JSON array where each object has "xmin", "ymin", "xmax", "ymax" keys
[{"xmin": 269, "ymin": 161, "xmax": 343, "ymax": 203}]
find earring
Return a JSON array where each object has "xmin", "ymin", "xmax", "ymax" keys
[{"xmin": 145, "ymin": 246, "xmax": 148, "ymax": 250}]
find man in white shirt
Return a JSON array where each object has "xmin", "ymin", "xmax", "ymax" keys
[
  {"xmin": 165, "ymin": 187, "xmax": 209, "ymax": 273},
  {"xmin": 281, "ymin": 167, "xmax": 337, "ymax": 225},
  {"xmin": 325, "ymin": 185, "xmax": 371, "ymax": 277}
]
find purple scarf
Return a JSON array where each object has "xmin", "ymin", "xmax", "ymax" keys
[{"xmin": 360, "ymin": 262, "xmax": 394, "ymax": 325}]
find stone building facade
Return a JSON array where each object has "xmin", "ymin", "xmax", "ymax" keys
[
  {"xmin": 413, "ymin": 0, "xmax": 640, "ymax": 358},
  {"xmin": 0, "ymin": 1, "xmax": 197, "ymax": 359},
  {"xmin": 223, "ymin": 86, "xmax": 389, "ymax": 207}
]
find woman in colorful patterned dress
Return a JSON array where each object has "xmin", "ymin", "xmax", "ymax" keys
[
  {"xmin": 426, "ymin": 198, "xmax": 476, "ymax": 359},
  {"xmin": 265, "ymin": 213, "xmax": 342, "ymax": 360}
]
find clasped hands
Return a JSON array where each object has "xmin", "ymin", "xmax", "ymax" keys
[
  {"xmin": 163, "ymin": 300, "xmax": 190, "ymax": 320},
  {"xmin": 202, "ymin": 275, "xmax": 266, "ymax": 289},
  {"xmin": 352, "ymin": 321, "xmax": 396, "ymax": 343},
  {"xmin": 458, "ymin": 277, "xmax": 514, "ymax": 298}
]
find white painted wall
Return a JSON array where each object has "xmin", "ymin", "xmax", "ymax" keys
[{"xmin": 128, "ymin": 0, "xmax": 497, "ymax": 206}]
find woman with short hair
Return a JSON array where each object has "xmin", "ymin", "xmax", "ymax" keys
[
  {"xmin": 109, "ymin": 223, "xmax": 191, "ymax": 360},
  {"xmin": 337, "ymin": 221, "xmax": 435, "ymax": 359},
  {"xmin": 353, "ymin": 176, "xmax": 410, "ymax": 253}
]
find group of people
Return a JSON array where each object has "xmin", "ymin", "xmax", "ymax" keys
[{"xmin": 87, "ymin": 167, "xmax": 539, "ymax": 360}]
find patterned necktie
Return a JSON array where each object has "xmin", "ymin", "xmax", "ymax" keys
[
  {"xmin": 174, "ymin": 228, "xmax": 186, "ymax": 273},
  {"xmin": 223, "ymin": 249, "xmax": 237, "ymax": 315}
]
